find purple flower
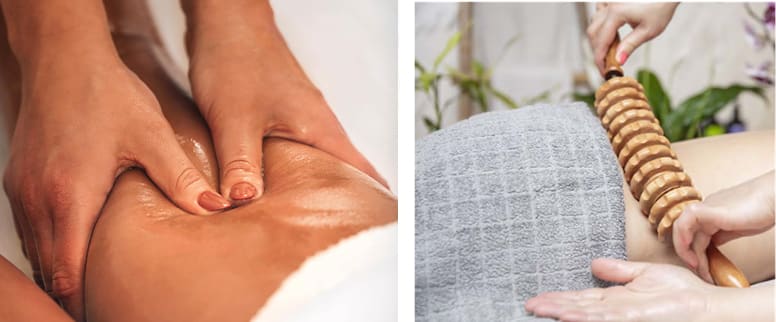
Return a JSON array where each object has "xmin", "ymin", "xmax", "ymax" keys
[
  {"xmin": 744, "ymin": 20, "xmax": 764, "ymax": 49},
  {"xmin": 746, "ymin": 61, "xmax": 774, "ymax": 85},
  {"xmin": 764, "ymin": 3, "xmax": 775, "ymax": 29}
]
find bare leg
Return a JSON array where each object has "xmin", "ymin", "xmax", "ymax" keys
[{"xmin": 625, "ymin": 131, "xmax": 774, "ymax": 283}]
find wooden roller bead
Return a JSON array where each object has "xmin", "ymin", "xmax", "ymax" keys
[
  {"xmin": 601, "ymin": 99, "xmax": 653, "ymax": 132},
  {"xmin": 595, "ymin": 87, "xmax": 647, "ymax": 116},
  {"xmin": 657, "ymin": 200, "xmax": 699, "ymax": 239},
  {"xmin": 611, "ymin": 120, "xmax": 665, "ymax": 157},
  {"xmin": 630, "ymin": 157, "xmax": 684, "ymax": 198},
  {"xmin": 639, "ymin": 171, "xmax": 692, "ymax": 214},
  {"xmin": 607, "ymin": 109, "xmax": 657, "ymax": 138},
  {"xmin": 622, "ymin": 145, "xmax": 677, "ymax": 186},
  {"xmin": 647, "ymin": 186, "xmax": 701, "ymax": 225},
  {"xmin": 617, "ymin": 132, "xmax": 671, "ymax": 167},
  {"xmin": 594, "ymin": 76, "xmax": 644, "ymax": 106}
]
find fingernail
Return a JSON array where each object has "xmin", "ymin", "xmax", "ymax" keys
[
  {"xmin": 618, "ymin": 51, "xmax": 628, "ymax": 64},
  {"xmin": 230, "ymin": 182, "xmax": 257, "ymax": 201},
  {"xmin": 198, "ymin": 191, "xmax": 231, "ymax": 211}
]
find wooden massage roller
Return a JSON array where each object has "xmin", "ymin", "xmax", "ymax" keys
[{"xmin": 594, "ymin": 35, "xmax": 750, "ymax": 288}]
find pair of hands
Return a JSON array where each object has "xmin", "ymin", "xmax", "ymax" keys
[
  {"xmin": 4, "ymin": 1, "xmax": 385, "ymax": 318},
  {"xmin": 530, "ymin": 4, "xmax": 773, "ymax": 320},
  {"xmin": 527, "ymin": 171, "xmax": 774, "ymax": 321}
]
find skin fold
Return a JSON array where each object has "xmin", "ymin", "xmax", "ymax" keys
[
  {"xmin": 86, "ymin": 34, "xmax": 397, "ymax": 322},
  {"xmin": 0, "ymin": 5, "xmax": 397, "ymax": 322},
  {"xmin": 0, "ymin": 0, "xmax": 386, "ymax": 317}
]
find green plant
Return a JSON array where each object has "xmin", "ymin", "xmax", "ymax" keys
[
  {"xmin": 575, "ymin": 69, "xmax": 766, "ymax": 142},
  {"xmin": 415, "ymin": 30, "xmax": 519, "ymax": 132}
]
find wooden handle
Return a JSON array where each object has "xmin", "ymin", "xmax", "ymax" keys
[
  {"xmin": 604, "ymin": 34, "xmax": 624, "ymax": 80},
  {"xmin": 707, "ymin": 244, "xmax": 750, "ymax": 288}
]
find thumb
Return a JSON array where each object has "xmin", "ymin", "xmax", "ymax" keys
[
  {"xmin": 617, "ymin": 26, "xmax": 653, "ymax": 65},
  {"xmin": 591, "ymin": 258, "xmax": 650, "ymax": 283},
  {"xmin": 138, "ymin": 130, "xmax": 230, "ymax": 214},
  {"xmin": 211, "ymin": 123, "xmax": 264, "ymax": 205}
]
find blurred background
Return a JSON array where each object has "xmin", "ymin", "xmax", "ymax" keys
[{"xmin": 415, "ymin": 2, "xmax": 774, "ymax": 140}]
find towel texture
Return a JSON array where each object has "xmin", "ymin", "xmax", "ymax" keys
[{"xmin": 415, "ymin": 103, "xmax": 627, "ymax": 321}]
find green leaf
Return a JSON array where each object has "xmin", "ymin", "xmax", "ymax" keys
[
  {"xmin": 445, "ymin": 67, "xmax": 469, "ymax": 84},
  {"xmin": 663, "ymin": 85, "xmax": 764, "ymax": 141},
  {"xmin": 489, "ymin": 86, "xmax": 518, "ymax": 109},
  {"xmin": 417, "ymin": 72, "xmax": 437, "ymax": 93},
  {"xmin": 636, "ymin": 69, "xmax": 671, "ymax": 123},
  {"xmin": 423, "ymin": 116, "xmax": 439, "ymax": 132},
  {"xmin": 467, "ymin": 83, "xmax": 489, "ymax": 112},
  {"xmin": 433, "ymin": 31, "xmax": 462, "ymax": 70},
  {"xmin": 415, "ymin": 60, "xmax": 426, "ymax": 73},
  {"xmin": 522, "ymin": 89, "xmax": 552, "ymax": 106},
  {"xmin": 572, "ymin": 92, "xmax": 596, "ymax": 110},
  {"xmin": 472, "ymin": 61, "xmax": 485, "ymax": 78}
]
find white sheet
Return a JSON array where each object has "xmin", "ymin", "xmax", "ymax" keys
[{"xmin": 251, "ymin": 223, "xmax": 397, "ymax": 322}]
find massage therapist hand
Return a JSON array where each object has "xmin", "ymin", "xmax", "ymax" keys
[
  {"xmin": 525, "ymin": 258, "xmax": 773, "ymax": 321},
  {"xmin": 1, "ymin": 0, "xmax": 230, "ymax": 318},
  {"xmin": 673, "ymin": 170, "xmax": 774, "ymax": 283},
  {"xmin": 588, "ymin": 3, "xmax": 679, "ymax": 76},
  {"xmin": 181, "ymin": 0, "xmax": 387, "ymax": 203}
]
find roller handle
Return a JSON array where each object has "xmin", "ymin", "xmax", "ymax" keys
[
  {"xmin": 707, "ymin": 244, "xmax": 750, "ymax": 287},
  {"xmin": 604, "ymin": 34, "xmax": 624, "ymax": 80}
]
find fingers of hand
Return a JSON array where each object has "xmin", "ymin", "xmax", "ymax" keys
[
  {"xmin": 139, "ymin": 128, "xmax": 229, "ymax": 214},
  {"xmin": 587, "ymin": 8, "xmax": 609, "ymax": 74},
  {"xmin": 617, "ymin": 27, "xmax": 653, "ymax": 64},
  {"xmin": 526, "ymin": 288, "xmax": 627, "ymax": 322},
  {"xmin": 588, "ymin": 8, "xmax": 625, "ymax": 76},
  {"xmin": 673, "ymin": 205, "xmax": 702, "ymax": 269},
  {"xmin": 8, "ymin": 166, "xmax": 112, "ymax": 320},
  {"xmin": 591, "ymin": 258, "xmax": 649, "ymax": 283},
  {"xmin": 691, "ymin": 233, "xmax": 713, "ymax": 283},
  {"xmin": 49, "ymin": 187, "xmax": 105, "ymax": 320}
]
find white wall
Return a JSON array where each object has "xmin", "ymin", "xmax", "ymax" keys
[{"xmin": 416, "ymin": 3, "xmax": 775, "ymax": 138}]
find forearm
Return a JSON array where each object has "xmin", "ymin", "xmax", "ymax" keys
[
  {"xmin": 179, "ymin": 0, "xmax": 305, "ymax": 75},
  {"xmin": 706, "ymin": 284, "xmax": 773, "ymax": 322},
  {"xmin": 0, "ymin": 0, "xmax": 116, "ymax": 68}
]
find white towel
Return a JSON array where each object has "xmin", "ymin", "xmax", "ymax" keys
[{"xmin": 251, "ymin": 223, "xmax": 397, "ymax": 322}]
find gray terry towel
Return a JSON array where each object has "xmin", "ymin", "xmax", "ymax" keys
[{"xmin": 415, "ymin": 103, "xmax": 627, "ymax": 322}]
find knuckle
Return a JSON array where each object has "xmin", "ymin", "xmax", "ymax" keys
[
  {"xmin": 43, "ymin": 172, "xmax": 74, "ymax": 218},
  {"xmin": 50, "ymin": 266, "xmax": 79, "ymax": 299},
  {"xmin": 174, "ymin": 167, "xmax": 204, "ymax": 194},
  {"xmin": 222, "ymin": 158, "xmax": 258, "ymax": 178}
]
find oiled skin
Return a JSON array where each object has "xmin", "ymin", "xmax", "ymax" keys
[
  {"xmin": 79, "ymin": 38, "xmax": 397, "ymax": 322},
  {"xmin": 0, "ymin": 1, "xmax": 396, "ymax": 319}
]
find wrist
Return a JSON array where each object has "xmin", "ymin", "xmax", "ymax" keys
[
  {"xmin": 181, "ymin": 0, "xmax": 275, "ymax": 53},
  {"xmin": 1, "ymin": 0, "xmax": 116, "ymax": 69}
]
